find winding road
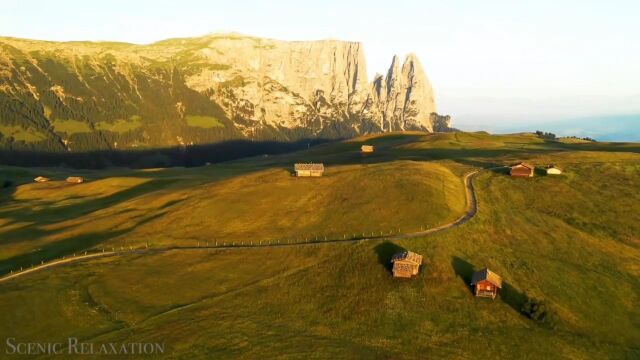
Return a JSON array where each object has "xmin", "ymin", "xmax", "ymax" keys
[{"xmin": 0, "ymin": 170, "xmax": 481, "ymax": 283}]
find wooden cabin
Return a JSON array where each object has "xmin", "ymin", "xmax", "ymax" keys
[
  {"xmin": 294, "ymin": 163, "xmax": 324, "ymax": 177},
  {"xmin": 391, "ymin": 251, "xmax": 423, "ymax": 278},
  {"xmin": 510, "ymin": 162, "xmax": 535, "ymax": 178},
  {"xmin": 34, "ymin": 176, "xmax": 50, "ymax": 183},
  {"xmin": 66, "ymin": 176, "xmax": 84, "ymax": 184},
  {"xmin": 546, "ymin": 165, "xmax": 563, "ymax": 175},
  {"xmin": 471, "ymin": 268, "xmax": 503, "ymax": 299},
  {"xmin": 360, "ymin": 145, "xmax": 375, "ymax": 153}
]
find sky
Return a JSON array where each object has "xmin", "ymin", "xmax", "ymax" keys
[{"xmin": 1, "ymin": 0, "xmax": 639, "ymax": 129}]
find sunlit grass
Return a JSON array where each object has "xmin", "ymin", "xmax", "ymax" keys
[{"xmin": 0, "ymin": 132, "xmax": 638, "ymax": 358}]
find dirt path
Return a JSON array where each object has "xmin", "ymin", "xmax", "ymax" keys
[{"xmin": 0, "ymin": 170, "xmax": 481, "ymax": 283}]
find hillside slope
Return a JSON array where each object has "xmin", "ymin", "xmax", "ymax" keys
[{"xmin": 0, "ymin": 132, "xmax": 638, "ymax": 358}]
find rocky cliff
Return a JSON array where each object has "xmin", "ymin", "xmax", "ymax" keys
[{"xmin": 0, "ymin": 33, "xmax": 447, "ymax": 154}]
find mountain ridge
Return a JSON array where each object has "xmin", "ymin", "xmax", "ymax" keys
[{"xmin": 0, "ymin": 33, "xmax": 449, "ymax": 155}]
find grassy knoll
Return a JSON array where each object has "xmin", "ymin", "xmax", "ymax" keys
[
  {"xmin": 0, "ymin": 124, "xmax": 47, "ymax": 142},
  {"xmin": 0, "ymin": 159, "xmax": 465, "ymax": 273},
  {"xmin": 52, "ymin": 119, "xmax": 92, "ymax": 135},
  {"xmin": 185, "ymin": 115, "xmax": 225, "ymax": 128},
  {"xmin": 0, "ymin": 132, "xmax": 639, "ymax": 358}
]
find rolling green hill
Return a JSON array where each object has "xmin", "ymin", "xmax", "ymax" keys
[{"xmin": 0, "ymin": 132, "xmax": 639, "ymax": 359}]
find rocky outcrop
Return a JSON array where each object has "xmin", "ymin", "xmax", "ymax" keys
[
  {"xmin": 366, "ymin": 54, "xmax": 437, "ymax": 132},
  {"xmin": 0, "ymin": 33, "xmax": 450, "ymax": 153}
]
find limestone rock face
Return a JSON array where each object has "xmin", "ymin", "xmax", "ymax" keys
[
  {"xmin": 186, "ymin": 38, "xmax": 369, "ymax": 133},
  {"xmin": 367, "ymin": 54, "xmax": 437, "ymax": 131},
  {"xmin": 0, "ymin": 33, "xmax": 449, "ymax": 152},
  {"xmin": 182, "ymin": 35, "xmax": 441, "ymax": 135}
]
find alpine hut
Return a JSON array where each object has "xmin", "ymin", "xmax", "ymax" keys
[
  {"xmin": 546, "ymin": 165, "xmax": 563, "ymax": 175},
  {"xmin": 471, "ymin": 268, "xmax": 503, "ymax": 299},
  {"xmin": 294, "ymin": 163, "xmax": 324, "ymax": 177},
  {"xmin": 34, "ymin": 176, "xmax": 51, "ymax": 183},
  {"xmin": 391, "ymin": 251, "xmax": 423, "ymax": 278},
  {"xmin": 360, "ymin": 145, "xmax": 375, "ymax": 153},
  {"xmin": 66, "ymin": 176, "xmax": 84, "ymax": 184},
  {"xmin": 509, "ymin": 162, "xmax": 535, "ymax": 178}
]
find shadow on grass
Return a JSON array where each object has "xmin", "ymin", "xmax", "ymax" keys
[
  {"xmin": 0, "ymin": 179, "xmax": 178, "ymax": 245},
  {"xmin": 451, "ymin": 256, "xmax": 475, "ymax": 295},
  {"xmin": 374, "ymin": 241, "xmax": 405, "ymax": 274},
  {"xmin": 500, "ymin": 282, "xmax": 529, "ymax": 314},
  {"xmin": 0, "ymin": 228, "xmax": 130, "ymax": 276},
  {"xmin": 534, "ymin": 167, "xmax": 549, "ymax": 177}
]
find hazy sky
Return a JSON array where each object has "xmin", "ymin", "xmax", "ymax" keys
[{"xmin": 1, "ymin": 0, "xmax": 639, "ymax": 128}]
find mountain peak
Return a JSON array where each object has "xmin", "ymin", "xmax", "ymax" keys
[{"xmin": 0, "ymin": 34, "xmax": 445, "ymax": 152}]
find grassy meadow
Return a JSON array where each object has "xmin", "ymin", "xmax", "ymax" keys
[{"xmin": 0, "ymin": 132, "xmax": 639, "ymax": 359}]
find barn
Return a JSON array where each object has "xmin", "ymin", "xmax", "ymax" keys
[
  {"xmin": 294, "ymin": 163, "xmax": 324, "ymax": 177},
  {"xmin": 66, "ymin": 176, "xmax": 84, "ymax": 184},
  {"xmin": 471, "ymin": 268, "xmax": 503, "ymax": 299},
  {"xmin": 391, "ymin": 251, "xmax": 423, "ymax": 278},
  {"xmin": 34, "ymin": 176, "xmax": 50, "ymax": 183},
  {"xmin": 361, "ymin": 145, "xmax": 374, "ymax": 153},
  {"xmin": 546, "ymin": 165, "xmax": 563, "ymax": 175},
  {"xmin": 510, "ymin": 162, "xmax": 535, "ymax": 177}
]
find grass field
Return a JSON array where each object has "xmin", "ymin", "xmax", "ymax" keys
[
  {"xmin": 0, "ymin": 124, "xmax": 48, "ymax": 142},
  {"xmin": 52, "ymin": 119, "xmax": 92, "ymax": 135},
  {"xmin": 185, "ymin": 115, "xmax": 225, "ymax": 128},
  {"xmin": 95, "ymin": 116, "xmax": 143, "ymax": 133},
  {"xmin": 0, "ymin": 132, "xmax": 639, "ymax": 359}
]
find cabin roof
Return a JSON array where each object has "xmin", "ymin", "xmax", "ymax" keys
[
  {"xmin": 512, "ymin": 162, "xmax": 534, "ymax": 170},
  {"xmin": 34, "ymin": 176, "xmax": 49, "ymax": 180},
  {"xmin": 361, "ymin": 144, "xmax": 374, "ymax": 149},
  {"xmin": 471, "ymin": 268, "xmax": 503, "ymax": 288},
  {"xmin": 391, "ymin": 251, "xmax": 423, "ymax": 265},
  {"xmin": 294, "ymin": 163, "xmax": 324, "ymax": 171},
  {"xmin": 546, "ymin": 164, "xmax": 563, "ymax": 170}
]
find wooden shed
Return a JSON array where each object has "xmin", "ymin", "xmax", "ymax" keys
[
  {"xmin": 391, "ymin": 251, "xmax": 423, "ymax": 278},
  {"xmin": 546, "ymin": 165, "xmax": 563, "ymax": 175},
  {"xmin": 471, "ymin": 268, "xmax": 503, "ymax": 299},
  {"xmin": 34, "ymin": 176, "xmax": 50, "ymax": 183},
  {"xmin": 510, "ymin": 162, "xmax": 535, "ymax": 178},
  {"xmin": 66, "ymin": 176, "xmax": 84, "ymax": 184},
  {"xmin": 361, "ymin": 145, "xmax": 375, "ymax": 153},
  {"xmin": 294, "ymin": 163, "xmax": 324, "ymax": 177}
]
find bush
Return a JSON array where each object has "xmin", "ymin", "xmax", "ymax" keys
[
  {"xmin": 521, "ymin": 297, "xmax": 555, "ymax": 327},
  {"xmin": 1, "ymin": 179, "xmax": 13, "ymax": 188}
]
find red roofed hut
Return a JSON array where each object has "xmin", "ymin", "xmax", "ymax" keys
[
  {"xmin": 471, "ymin": 268, "xmax": 503, "ymax": 299},
  {"xmin": 510, "ymin": 162, "xmax": 535, "ymax": 178}
]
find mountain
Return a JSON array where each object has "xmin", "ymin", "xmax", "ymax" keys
[{"xmin": 0, "ymin": 33, "xmax": 444, "ymax": 154}]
